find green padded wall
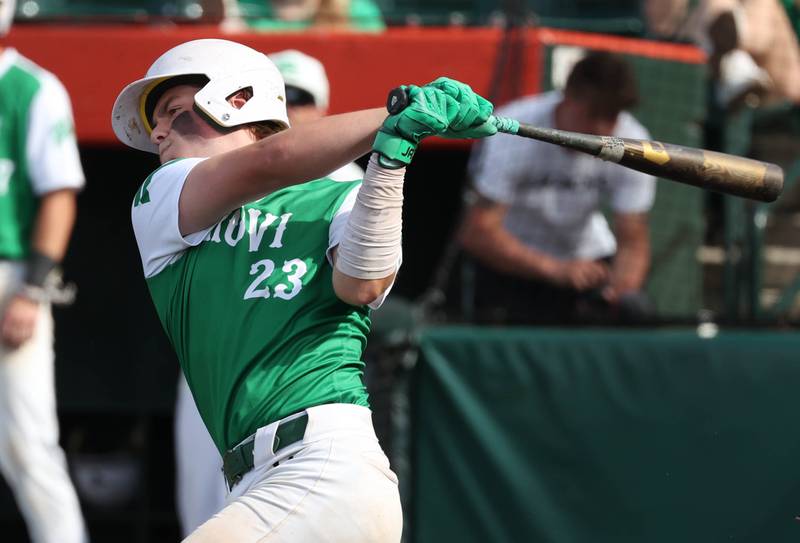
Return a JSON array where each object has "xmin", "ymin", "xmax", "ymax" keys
[{"xmin": 411, "ymin": 326, "xmax": 800, "ymax": 542}]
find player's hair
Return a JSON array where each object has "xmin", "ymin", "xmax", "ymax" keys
[
  {"xmin": 564, "ymin": 51, "xmax": 639, "ymax": 120},
  {"xmin": 248, "ymin": 120, "xmax": 286, "ymax": 140},
  {"xmin": 233, "ymin": 87, "xmax": 287, "ymax": 140}
]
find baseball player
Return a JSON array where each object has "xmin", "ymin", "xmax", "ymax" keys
[
  {"xmin": 173, "ymin": 47, "xmax": 368, "ymax": 537},
  {"xmin": 0, "ymin": 1, "xmax": 88, "ymax": 542},
  {"xmin": 112, "ymin": 38, "xmax": 494, "ymax": 541}
]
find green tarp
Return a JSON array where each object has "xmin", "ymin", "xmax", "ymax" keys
[{"xmin": 411, "ymin": 327, "xmax": 800, "ymax": 542}]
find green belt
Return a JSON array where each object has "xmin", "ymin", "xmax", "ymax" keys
[{"xmin": 222, "ymin": 412, "xmax": 309, "ymax": 490}]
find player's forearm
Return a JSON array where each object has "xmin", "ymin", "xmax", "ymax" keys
[
  {"xmin": 610, "ymin": 220, "xmax": 650, "ymax": 293},
  {"xmin": 30, "ymin": 189, "xmax": 77, "ymax": 262},
  {"xmin": 610, "ymin": 243, "xmax": 649, "ymax": 293},
  {"xmin": 181, "ymin": 108, "xmax": 387, "ymax": 235},
  {"xmin": 233, "ymin": 108, "xmax": 385, "ymax": 194},
  {"xmin": 333, "ymin": 154, "xmax": 403, "ymax": 306}
]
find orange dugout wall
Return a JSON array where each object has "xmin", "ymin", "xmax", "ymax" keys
[{"xmin": 5, "ymin": 25, "xmax": 702, "ymax": 145}]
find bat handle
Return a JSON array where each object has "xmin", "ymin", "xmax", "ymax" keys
[
  {"xmin": 491, "ymin": 116, "xmax": 519, "ymax": 135},
  {"xmin": 386, "ymin": 87, "xmax": 410, "ymax": 115},
  {"xmin": 386, "ymin": 86, "xmax": 518, "ymax": 135}
]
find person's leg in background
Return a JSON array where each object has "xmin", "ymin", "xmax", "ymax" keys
[
  {"xmin": 0, "ymin": 262, "xmax": 87, "ymax": 543},
  {"xmin": 175, "ymin": 374, "xmax": 227, "ymax": 536}
]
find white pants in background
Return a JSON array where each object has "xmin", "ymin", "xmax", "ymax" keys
[
  {"xmin": 185, "ymin": 403, "xmax": 402, "ymax": 543},
  {"xmin": 0, "ymin": 261, "xmax": 87, "ymax": 543},
  {"xmin": 175, "ymin": 374, "xmax": 227, "ymax": 536}
]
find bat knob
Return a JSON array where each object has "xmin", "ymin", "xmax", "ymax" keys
[{"xmin": 386, "ymin": 87, "xmax": 409, "ymax": 115}]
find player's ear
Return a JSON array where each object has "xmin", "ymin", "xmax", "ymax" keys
[{"xmin": 227, "ymin": 87, "xmax": 253, "ymax": 110}]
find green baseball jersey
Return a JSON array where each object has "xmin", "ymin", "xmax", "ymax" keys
[
  {"xmin": 132, "ymin": 158, "xmax": 376, "ymax": 454},
  {"xmin": 0, "ymin": 48, "xmax": 84, "ymax": 259}
]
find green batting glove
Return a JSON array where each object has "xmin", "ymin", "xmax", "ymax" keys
[
  {"xmin": 373, "ymin": 84, "xmax": 460, "ymax": 168},
  {"xmin": 424, "ymin": 77, "xmax": 497, "ymax": 139}
]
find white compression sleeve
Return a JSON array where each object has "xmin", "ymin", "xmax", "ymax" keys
[{"xmin": 334, "ymin": 153, "xmax": 405, "ymax": 280}]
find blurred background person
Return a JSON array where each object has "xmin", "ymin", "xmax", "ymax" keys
[
  {"xmin": 0, "ymin": 1, "xmax": 88, "ymax": 542},
  {"xmin": 459, "ymin": 52, "xmax": 656, "ymax": 325},
  {"xmin": 644, "ymin": 0, "xmax": 800, "ymax": 108},
  {"xmin": 174, "ymin": 47, "xmax": 363, "ymax": 537},
  {"xmin": 223, "ymin": 0, "xmax": 385, "ymax": 32},
  {"xmin": 269, "ymin": 49, "xmax": 364, "ymax": 179}
]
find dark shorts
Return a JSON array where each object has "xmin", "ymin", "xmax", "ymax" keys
[{"xmin": 467, "ymin": 259, "xmax": 652, "ymax": 326}]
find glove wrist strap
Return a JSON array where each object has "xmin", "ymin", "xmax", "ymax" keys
[{"xmin": 372, "ymin": 130, "xmax": 416, "ymax": 169}]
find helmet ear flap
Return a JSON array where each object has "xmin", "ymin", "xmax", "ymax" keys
[
  {"xmin": 194, "ymin": 71, "xmax": 288, "ymax": 130},
  {"xmin": 190, "ymin": 103, "xmax": 236, "ymax": 134}
]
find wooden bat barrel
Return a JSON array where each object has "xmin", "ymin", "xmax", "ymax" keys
[
  {"xmin": 618, "ymin": 140, "xmax": 783, "ymax": 203},
  {"xmin": 512, "ymin": 123, "xmax": 783, "ymax": 203}
]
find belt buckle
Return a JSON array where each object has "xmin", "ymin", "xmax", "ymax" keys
[
  {"xmin": 272, "ymin": 412, "xmax": 309, "ymax": 454},
  {"xmin": 223, "ymin": 434, "xmax": 255, "ymax": 491}
]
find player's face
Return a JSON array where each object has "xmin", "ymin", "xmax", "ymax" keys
[{"xmin": 149, "ymin": 84, "xmax": 221, "ymax": 163}]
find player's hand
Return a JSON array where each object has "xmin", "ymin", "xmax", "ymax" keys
[
  {"xmin": 383, "ymin": 84, "xmax": 459, "ymax": 142},
  {"xmin": 1, "ymin": 295, "xmax": 39, "ymax": 349},
  {"xmin": 424, "ymin": 77, "xmax": 497, "ymax": 139},
  {"xmin": 551, "ymin": 260, "xmax": 610, "ymax": 291},
  {"xmin": 372, "ymin": 84, "xmax": 459, "ymax": 167},
  {"xmin": 601, "ymin": 284, "xmax": 621, "ymax": 304}
]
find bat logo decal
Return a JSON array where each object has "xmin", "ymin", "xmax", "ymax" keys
[{"xmin": 642, "ymin": 142, "xmax": 670, "ymax": 165}]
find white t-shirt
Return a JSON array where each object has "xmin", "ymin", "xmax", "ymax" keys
[{"xmin": 469, "ymin": 91, "xmax": 656, "ymax": 260}]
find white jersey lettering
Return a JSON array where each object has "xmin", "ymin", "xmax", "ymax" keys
[
  {"xmin": 224, "ymin": 209, "xmax": 247, "ymax": 246},
  {"xmin": 247, "ymin": 209, "xmax": 278, "ymax": 252},
  {"xmin": 269, "ymin": 213, "xmax": 293, "ymax": 249}
]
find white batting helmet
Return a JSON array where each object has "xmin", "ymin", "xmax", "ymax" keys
[
  {"xmin": 112, "ymin": 38, "xmax": 289, "ymax": 154},
  {"xmin": 269, "ymin": 49, "xmax": 330, "ymax": 110},
  {"xmin": 0, "ymin": 0, "xmax": 16, "ymax": 37}
]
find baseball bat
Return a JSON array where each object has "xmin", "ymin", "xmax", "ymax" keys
[{"xmin": 386, "ymin": 88, "xmax": 783, "ymax": 203}]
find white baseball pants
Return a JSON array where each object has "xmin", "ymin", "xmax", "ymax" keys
[
  {"xmin": 175, "ymin": 374, "xmax": 226, "ymax": 536},
  {"xmin": 0, "ymin": 261, "xmax": 87, "ymax": 543},
  {"xmin": 184, "ymin": 403, "xmax": 402, "ymax": 542}
]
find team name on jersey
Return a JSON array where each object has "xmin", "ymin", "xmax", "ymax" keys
[{"xmin": 204, "ymin": 207, "xmax": 292, "ymax": 252}]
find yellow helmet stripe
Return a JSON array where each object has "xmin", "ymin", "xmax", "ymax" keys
[{"xmin": 138, "ymin": 76, "xmax": 171, "ymax": 134}]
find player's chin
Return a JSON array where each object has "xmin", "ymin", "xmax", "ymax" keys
[{"xmin": 159, "ymin": 146, "xmax": 176, "ymax": 164}]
